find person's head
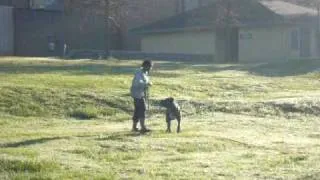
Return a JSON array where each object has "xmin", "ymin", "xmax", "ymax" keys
[{"xmin": 141, "ymin": 60, "xmax": 153, "ymax": 72}]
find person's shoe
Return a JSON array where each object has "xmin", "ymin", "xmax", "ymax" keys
[
  {"xmin": 140, "ymin": 128, "xmax": 151, "ymax": 133},
  {"xmin": 131, "ymin": 127, "xmax": 139, "ymax": 132}
]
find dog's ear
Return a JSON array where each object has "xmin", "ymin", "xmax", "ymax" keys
[{"xmin": 168, "ymin": 97, "xmax": 174, "ymax": 103}]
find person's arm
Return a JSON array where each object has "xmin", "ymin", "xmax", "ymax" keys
[{"xmin": 132, "ymin": 71, "xmax": 148, "ymax": 88}]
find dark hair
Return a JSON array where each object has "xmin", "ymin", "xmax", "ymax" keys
[{"xmin": 142, "ymin": 60, "xmax": 152, "ymax": 68}]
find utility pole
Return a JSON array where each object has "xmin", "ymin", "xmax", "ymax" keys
[{"xmin": 105, "ymin": 0, "xmax": 110, "ymax": 58}]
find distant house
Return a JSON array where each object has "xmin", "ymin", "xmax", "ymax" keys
[
  {"xmin": 123, "ymin": 0, "xmax": 215, "ymax": 50},
  {"xmin": 132, "ymin": 0, "xmax": 320, "ymax": 62}
]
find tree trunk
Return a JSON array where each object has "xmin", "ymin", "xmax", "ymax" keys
[
  {"xmin": 317, "ymin": 3, "xmax": 320, "ymax": 56},
  {"xmin": 105, "ymin": 0, "xmax": 110, "ymax": 57}
]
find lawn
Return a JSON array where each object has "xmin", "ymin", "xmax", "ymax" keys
[{"xmin": 0, "ymin": 57, "xmax": 320, "ymax": 179}]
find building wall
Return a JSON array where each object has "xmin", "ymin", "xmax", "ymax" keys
[
  {"xmin": 176, "ymin": 0, "xmax": 214, "ymax": 13},
  {"xmin": 0, "ymin": 0, "xmax": 11, "ymax": 6},
  {"xmin": 292, "ymin": 27, "xmax": 318, "ymax": 59},
  {"xmin": 29, "ymin": 0, "xmax": 64, "ymax": 11},
  {"xmin": 288, "ymin": 27, "xmax": 300, "ymax": 59},
  {"xmin": 141, "ymin": 31, "xmax": 215, "ymax": 55},
  {"xmin": 184, "ymin": 0, "xmax": 201, "ymax": 11},
  {"xmin": 14, "ymin": 9, "xmax": 106, "ymax": 57},
  {"xmin": 238, "ymin": 26, "xmax": 292, "ymax": 62},
  {"xmin": 12, "ymin": 0, "xmax": 29, "ymax": 8},
  {"xmin": 125, "ymin": 0, "xmax": 215, "ymax": 50},
  {"xmin": 141, "ymin": 25, "xmax": 318, "ymax": 63},
  {"xmin": 10, "ymin": 0, "xmax": 63, "ymax": 10},
  {"xmin": 0, "ymin": 6, "xmax": 13, "ymax": 55},
  {"xmin": 14, "ymin": 9, "xmax": 63, "ymax": 56},
  {"xmin": 124, "ymin": 0, "xmax": 181, "ymax": 50},
  {"xmin": 61, "ymin": 13, "xmax": 106, "ymax": 50},
  {"xmin": 239, "ymin": 26, "xmax": 318, "ymax": 62},
  {"xmin": 311, "ymin": 28, "xmax": 318, "ymax": 58},
  {"xmin": 0, "ymin": 0, "xmax": 224, "ymax": 54}
]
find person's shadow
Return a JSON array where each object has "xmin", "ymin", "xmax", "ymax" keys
[{"xmin": 0, "ymin": 136, "xmax": 68, "ymax": 148}]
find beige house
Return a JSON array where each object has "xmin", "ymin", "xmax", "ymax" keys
[
  {"xmin": 133, "ymin": 0, "xmax": 320, "ymax": 63},
  {"xmin": 124, "ymin": 0, "xmax": 215, "ymax": 50}
]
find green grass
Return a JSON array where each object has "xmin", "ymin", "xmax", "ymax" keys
[{"xmin": 0, "ymin": 57, "xmax": 320, "ymax": 179}]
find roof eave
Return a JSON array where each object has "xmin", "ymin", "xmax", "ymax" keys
[{"xmin": 131, "ymin": 26, "xmax": 215, "ymax": 34}]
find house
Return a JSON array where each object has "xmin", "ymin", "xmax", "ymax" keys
[
  {"xmin": 0, "ymin": 0, "xmax": 215, "ymax": 56},
  {"xmin": 132, "ymin": 0, "xmax": 320, "ymax": 62},
  {"xmin": 65, "ymin": 0, "xmax": 216, "ymax": 51},
  {"xmin": 121, "ymin": 0, "xmax": 215, "ymax": 50}
]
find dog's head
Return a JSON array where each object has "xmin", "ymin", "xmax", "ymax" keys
[{"xmin": 159, "ymin": 97, "xmax": 175, "ymax": 108}]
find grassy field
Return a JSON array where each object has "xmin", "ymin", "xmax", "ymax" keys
[{"xmin": 0, "ymin": 57, "xmax": 320, "ymax": 179}]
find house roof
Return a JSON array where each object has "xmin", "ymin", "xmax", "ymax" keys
[
  {"xmin": 261, "ymin": 1, "xmax": 317, "ymax": 17},
  {"xmin": 132, "ymin": 0, "xmax": 317, "ymax": 34}
]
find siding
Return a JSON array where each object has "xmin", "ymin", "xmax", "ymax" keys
[
  {"xmin": 14, "ymin": 9, "xmax": 107, "ymax": 57},
  {"xmin": 0, "ymin": 6, "xmax": 13, "ymax": 55},
  {"xmin": 141, "ymin": 26, "xmax": 318, "ymax": 63},
  {"xmin": 310, "ymin": 28, "xmax": 318, "ymax": 58},
  {"xmin": 184, "ymin": 0, "xmax": 200, "ymax": 11},
  {"xmin": 141, "ymin": 31, "xmax": 215, "ymax": 55},
  {"xmin": 238, "ymin": 27, "xmax": 291, "ymax": 62},
  {"xmin": 239, "ymin": 26, "xmax": 319, "ymax": 62},
  {"xmin": 0, "ymin": 0, "xmax": 11, "ymax": 6},
  {"xmin": 12, "ymin": 0, "xmax": 29, "ymax": 8},
  {"xmin": 14, "ymin": 9, "xmax": 63, "ymax": 56}
]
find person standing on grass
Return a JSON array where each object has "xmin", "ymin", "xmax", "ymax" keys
[{"xmin": 130, "ymin": 60, "xmax": 153, "ymax": 133}]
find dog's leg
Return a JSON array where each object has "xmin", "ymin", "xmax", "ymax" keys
[
  {"xmin": 166, "ymin": 113, "xmax": 171, "ymax": 133},
  {"xmin": 177, "ymin": 115, "xmax": 181, "ymax": 133}
]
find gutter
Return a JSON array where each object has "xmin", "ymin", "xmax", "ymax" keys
[{"xmin": 131, "ymin": 26, "xmax": 215, "ymax": 35}]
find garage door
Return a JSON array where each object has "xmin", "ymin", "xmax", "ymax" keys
[{"xmin": 0, "ymin": 6, "xmax": 14, "ymax": 55}]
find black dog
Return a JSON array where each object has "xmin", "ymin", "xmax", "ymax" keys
[{"xmin": 159, "ymin": 97, "xmax": 181, "ymax": 133}]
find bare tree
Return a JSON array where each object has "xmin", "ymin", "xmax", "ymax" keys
[
  {"xmin": 63, "ymin": 0, "xmax": 128, "ymax": 55},
  {"xmin": 64, "ymin": 0, "xmax": 181, "ymax": 51},
  {"xmin": 104, "ymin": 0, "xmax": 110, "ymax": 57},
  {"xmin": 215, "ymin": 0, "xmax": 239, "ymax": 62}
]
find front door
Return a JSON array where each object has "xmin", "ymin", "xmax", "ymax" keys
[
  {"xmin": 229, "ymin": 28, "xmax": 239, "ymax": 63},
  {"xmin": 300, "ymin": 28, "xmax": 311, "ymax": 58},
  {"xmin": 215, "ymin": 27, "xmax": 239, "ymax": 63}
]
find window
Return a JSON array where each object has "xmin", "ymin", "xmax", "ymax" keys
[
  {"xmin": 291, "ymin": 29, "xmax": 299, "ymax": 50},
  {"xmin": 184, "ymin": 0, "xmax": 200, "ymax": 11},
  {"xmin": 240, "ymin": 32, "xmax": 253, "ymax": 40},
  {"xmin": 177, "ymin": 0, "xmax": 205, "ymax": 13},
  {"xmin": 29, "ymin": 0, "xmax": 63, "ymax": 11},
  {"xmin": 30, "ymin": 0, "xmax": 49, "ymax": 9}
]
